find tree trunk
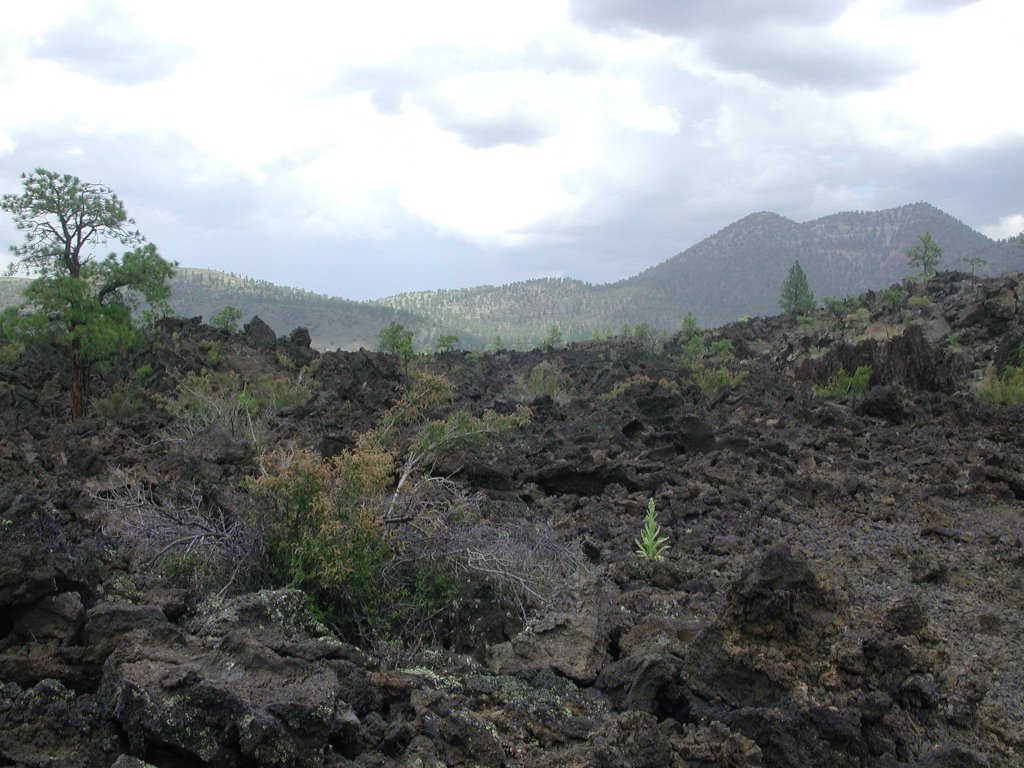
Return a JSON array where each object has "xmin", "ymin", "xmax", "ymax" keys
[{"xmin": 69, "ymin": 343, "xmax": 89, "ymax": 421}]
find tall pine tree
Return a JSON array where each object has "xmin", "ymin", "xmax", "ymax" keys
[{"xmin": 779, "ymin": 260, "xmax": 815, "ymax": 313}]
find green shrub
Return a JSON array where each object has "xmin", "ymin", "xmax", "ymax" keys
[
  {"xmin": 974, "ymin": 366, "xmax": 1024, "ymax": 405},
  {"xmin": 694, "ymin": 366, "xmax": 748, "ymax": 396},
  {"xmin": 880, "ymin": 288, "xmax": 905, "ymax": 311},
  {"xmin": 635, "ymin": 499, "xmax": 669, "ymax": 561},
  {"xmin": 823, "ymin": 296, "xmax": 857, "ymax": 320},
  {"xmin": 541, "ymin": 324, "xmax": 563, "ymax": 350},
  {"xmin": 378, "ymin": 322, "xmax": 414, "ymax": 365},
  {"xmin": 795, "ymin": 315, "xmax": 816, "ymax": 329},
  {"xmin": 708, "ymin": 339, "xmax": 735, "ymax": 362},
  {"xmin": 851, "ymin": 307, "xmax": 871, "ymax": 331},
  {"xmin": 94, "ymin": 384, "xmax": 149, "ymax": 422},
  {"xmin": 248, "ymin": 374, "xmax": 537, "ymax": 646},
  {"xmin": 907, "ymin": 296, "xmax": 932, "ymax": 310},
  {"xmin": 674, "ymin": 335, "xmax": 746, "ymax": 396},
  {"xmin": 511, "ymin": 360, "xmax": 570, "ymax": 404},
  {"xmin": 974, "ymin": 347, "xmax": 1024, "ymax": 404},
  {"xmin": 680, "ymin": 333, "xmax": 706, "ymax": 363},
  {"xmin": 210, "ymin": 306, "xmax": 243, "ymax": 333},
  {"xmin": 812, "ymin": 365, "xmax": 873, "ymax": 397},
  {"xmin": 436, "ymin": 334, "xmax": 460, "ymax": 353},
  {"xmin": 679, "ymin": 312, "xmax": 700, "ymax": 341},
  {"xmin": 165, "ymin": 370, "xmax": 315, "ymax": 453},
  {"xmin": 134, "ymin": 363, "xmax": 154, "ymax": 382},
  {"xmin": 201, "ymin": 341, "xmax": 221, "ymax": 368}
]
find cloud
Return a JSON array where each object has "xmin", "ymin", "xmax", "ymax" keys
[
  {"xmin": 899, "ymin": 0, "xmax": 983, "ymax": 12},
  {"xmin": 29, "ymin": 1, "xmax": 188, "ymax": 85},
  {"xmin": 2, "ymin": 1, "xmax": 1021, "ymax": 304},
  {"xmin": 431, "ymin": 111, "xmax": 553, "ymax": 149},
  {"xmin": 570, "ymin": 0, "xmax": 851, "ymax": 35},
  {"xmin": 701, "ymin": 28, "xmax": 911, "ymax": 91},
  {"xmin": 572, "ymin": 0, "xmax": 912, "ymax": 93}
]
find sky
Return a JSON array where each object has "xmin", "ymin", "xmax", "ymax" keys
[{"xmin": 1, "ymin": 0, "xmax": 1021, "ymax": 300}]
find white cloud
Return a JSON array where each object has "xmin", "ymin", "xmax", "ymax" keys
[
  {"xmin": 982, "ymin": 213, "xmax": 1024, "ymax": 240},
  {"xmin": 0, "ymin": 0, "xmax": 1022, "ymax": 299}
]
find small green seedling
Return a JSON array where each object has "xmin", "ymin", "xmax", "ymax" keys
[{"xmin": 635, "ymin": 498, "xmax": 670, "ymax": 561}]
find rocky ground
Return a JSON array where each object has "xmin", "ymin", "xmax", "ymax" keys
[{"xmin": 1, "ymin": 271, "xmax": 1023, "ymax": 767}]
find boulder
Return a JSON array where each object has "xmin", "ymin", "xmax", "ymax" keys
[{"xmin": 243, "ymin": 315, "xmax": 277, "ymax": 346}]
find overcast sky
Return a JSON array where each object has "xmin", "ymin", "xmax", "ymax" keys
[{"xmin": 1, "ymin": 0, "xmax": 1021, "ymax": 300}]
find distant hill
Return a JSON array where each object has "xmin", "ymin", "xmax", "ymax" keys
[
  {"xmin": 377, "ymin": 203, "xmax": 1023, "ymax": 341},
  {"xmin": 1, "ymin": 270, "xmax": 436, "ymax": 351},
  {"xmin": 625, "ymin": 202, "xmax": 1022, "ymax": 327},
  {"xmin": 162, "ymin": 269, "xmax": 435, "ymax": 351},
  {"xmin": 3, "ymin": 204, "xmax": 1021, "ymax": 349}
]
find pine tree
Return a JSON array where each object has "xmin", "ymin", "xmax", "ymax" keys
[
  {"xmin": 778, "ymin": 260, "xmax": 815, "ymax": 313},
  {"xmin": 906, "ymin": 231, "xmax": 942, "ymax": 277},
  {"xmin": 1, "ymin": 169, "xmax": 175, "ymax": 420}
]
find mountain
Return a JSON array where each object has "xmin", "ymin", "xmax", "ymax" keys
[
  {"xmin": 2, "ymin": 203, "xmax": 1021, "ymax": 349},
  {"xmin": 626, "ymin": 202, "xmax": 1022, "ymax": 326},
  {"xmin": 161, "ymin": 268, "xmax": 433, "ymax": 351},
  {"xmin": 377, "ymin": 203, "xmax": 1024, "ymax": 340},
  {"xmin": 2, "ymin": 269, "xmax": 432, "ymax": 352}
]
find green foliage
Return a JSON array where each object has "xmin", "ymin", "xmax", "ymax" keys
[
  {"xmin": 601, "ymin": 373, "xmax": 680, "ymax": 401},
  {"xmin": 1, "ymin": 169, "xmax": 176, "ymax": 419},
  {"xmin": 795, "ymin": 315, "xmax": 816, "ymax": 329},
  {"xmin": 209, "ymin": 305, "xmax": 243, "ymax": 332},
  {"xmin": 378, "ymin": 321, "xmax": 414, "ymax": 363},
  {"xmin": 409, "ymin": 407, "xmax": 532, "ymax": 472},
  {"xmin": 202, "ymin": 341, "xmax": 221, "ymax": 368},
  {"xmin": 823, "ymin": 296, "xmax": 857, "ymax": 319},
  {"xmin": 248, "ymin": 371, "xmax": 536, "ymax": 645},
  {"xmin": 93, "ymin": 384, "xmax": 149, "ymax": 422},
  {"xmin": 779, "ymin": 260, "xmax": 815, "ymax": 313},
  {"xmin": 166, "ymin": 370, "xmax": 315, "ymax": 453},
  {"xmin": 679, "ymin": 312, "xmax": 700, "ymax": 341},
  {"xmin": 675, "ymin": 334, "xmax": 747, "ymax": 396},
  {"xmin": 850, "ymin": 307, "xmax": 871, "ymax": 331},
  {"xmin": 367, "ymin": 371, "xmax": 453, "ymax": 448},
  {"xmin": 511, "ymin": 360, "xmax": 570, "ymax": 404},
  {"xmin": 680, "ymin": 333, "xmax": 707, "ymax": 364},
  {"xmin": 635, "ymin": 498, "xmax": 670, "ymax": 561},
  {"xmin": 541, "ymin": 324, "xmax": 563, "ymax": 350},
  {"xmin": 906, "ymin": 231, "xmax": 942, "ymax": 277},
  {"xmin": 708, "ymin": 339, "xmax": 734, "ymax": 362},
  {"xmin": 880, "ymin": 288, "xmax": 905, "ymax": 311},
  {"xmin": 974, "ymin": 346, "xmax": 1024, "ymax": 405},
  {"xmin": 694, "ymin": 366, "xmax": 747, "ymax": 396},
  {"xmin": 960, "ymin": 255, "xmax": 987, "ymax": 275},
  {"xmin": 249, "ymin": 446, "xmax": 394, "ymax": 594},
  {"xmin": 436, "ymin": 333, "xmax": 460, "ymax": 353},
  {"xmin": 812, "ymin": 365, "xmax": 873, "ymax": 397},
  {"xmin": 0, "ymin": 310, "xmax": 24, "ymax": 362},
  {"xmin": 906, "ymin": 296, "xmax": 932, "ymax": 310},
  {"xmin": 974, "ymin": 366, "xmax": 1024, "ymax": 405},
  {"xmin": 134, "ymin": 363, "xmax": 154, "ymax": 382}
]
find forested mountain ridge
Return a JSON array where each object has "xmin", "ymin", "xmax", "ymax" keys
[
  {"xmin": 377, "ymin": 202, "xmax": 1024, "ymax": 340},
  {"xmin": 627, "ymin": 202, "xmax": 1021, "ymax": 327},
  {"xmin": 2, "ymin": 203, "xmax": 1020, "ymax": 349},
  {"xmin": 3, "ymin": 269, "xmax": 433, "ymax": 352}
]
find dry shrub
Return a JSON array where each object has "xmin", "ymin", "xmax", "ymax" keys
[
  {"xmin": 510, "ymin": 360, "xmax": 570, "ymax": 404},
  {"xmin": 393, "ymin": 501, "xmax": 589, "ymax": 620},
  {"xmin": 163, "ymin": 369, "xmax": 315, "ymax": 453},
  {"xmin": 93, "ymin": 470, "xmax": 262, "ymax": 594}
]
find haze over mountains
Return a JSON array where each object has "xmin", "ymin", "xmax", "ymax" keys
[{"xmin": 2, "ymin": 203, "xmax": 1021, "ymax": 350}]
